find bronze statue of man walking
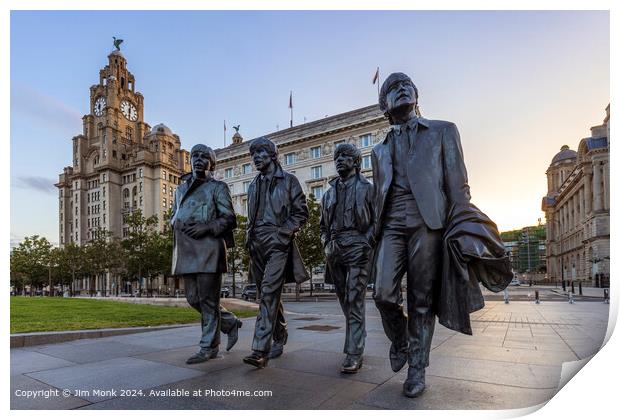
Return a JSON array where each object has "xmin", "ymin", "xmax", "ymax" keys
[
  {"xmin": 243, "ymin": 137, "xmax": 309, "ymax": 369},
  {"xmin": 170, "ymin": 144, "xmax": 242, "ymax": 364},
  {"xmin": 320, "ymin": 143, "xmax": 374, "ymax": 373},
  {"xmin": 371, "ymin": 73, "xmax": 472, "ymax": 397}
]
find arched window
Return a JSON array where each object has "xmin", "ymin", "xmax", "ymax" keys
[{"xmin": 123, "ymin": 188, "xmax": 130, "ymax": 199}]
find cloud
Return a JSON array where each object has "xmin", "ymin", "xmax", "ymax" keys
[
  {"xmin": 11, "ymin": 82, "xmax": 82, "ymax": 136},
  {"xmin": 14, "ymin": 176, "xmax": 57, "ymax": 194}
]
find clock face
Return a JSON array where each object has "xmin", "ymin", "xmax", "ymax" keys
[
  {"xmin": 120, "ymin": 100, "xmax": 138, "ymax": 122},
  {"xmin": 94, "ymin": 96, "xmax": 106, "ymax": 117}
]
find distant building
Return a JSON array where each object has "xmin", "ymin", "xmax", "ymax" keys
[
  {"xmin": 541, "ymin": 105, "xmax": 610, "ymax": 287},
  {"xmin": 214, "ymin": 106, "xmax": 389, "ymax": 217},
  {"xmin": 500, "ymin": 225, "xmax": 547, "ymax": 276}
]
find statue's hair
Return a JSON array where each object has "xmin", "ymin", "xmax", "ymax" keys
[
  {"xmin": 333, "ymin": 143, "xmax": 362, "ymax": 172},
  {"xmin": 190, "ymin": 144, "xmax": 217, "ymax": 170},
  {"xmin": 379, "ymin": 72, "xmax": 420, "ymax": 123},
  {"xmin": 249, "ymin": 137, "xmax": 279, "ymax": 162}
]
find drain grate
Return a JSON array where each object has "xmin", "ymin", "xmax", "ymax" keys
[
  {"xmin": 297, "ymin": 325, "xmax": 341, "ymax": 332},
  {"xmin": 293, "ymin": 316, "xmax": 321, "ymax": 321}
]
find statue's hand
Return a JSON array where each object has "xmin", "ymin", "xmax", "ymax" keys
[{"xmin": 182, "ymin": 222, "xmax": 212, "ymax": 239}]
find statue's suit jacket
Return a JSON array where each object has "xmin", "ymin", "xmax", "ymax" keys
[
  {"xmin": 170, "ymin": 173, "xmax": 236, "ymax": 275},
  {"xmin": 370, "ymin": 117, "xmax": 471, "ymax": 233},
  {"xmin": 246, "ymin": 165, "xmax": 309, "ymax": 285}
]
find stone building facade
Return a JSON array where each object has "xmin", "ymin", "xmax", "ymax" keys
[
  {"xmin": 214, "ymin": 105, "xmax": 389, "ymax": 217},
  {"xmin": 542, "ymin": 105, "xmax": 610, "ymax": 287},
  {"xmin": 55, "ymin": 50, "xmax": 191, "ymax": 294}
]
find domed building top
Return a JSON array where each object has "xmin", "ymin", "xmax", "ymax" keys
[
  {"xmin": 551, "ymin": 145, "xmax": 577, "ymax": 165},
  {"xmin": 150, "ymin": 123, "xmax": 174, "ymax": 136},
  {"xmin": 109, "ymin": 50, "xmax": 125, "ymax": 58}
]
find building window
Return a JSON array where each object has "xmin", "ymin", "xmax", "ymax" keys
[
  {"xmin": 243, "ymin": 181, "xmax": 250, "ymax": 193},
  {"xmin": 284, "ymin": 153, "xmax": 297, "ymax": 165},
  {"xmin": 360, "ymin": 134, "xmax": 372, "ymax": 148},
  {"xmin": 162, "ymin": 170, "xmax": 167, "ymax": 179},
  {"xmin": 163, "ymin": 184, "xmax": 167, "ymax": 194},
  {"xmin": 362, "ymin": 155, "xmax": 371, "ymax": 169},
  {"xmin": 311, "ymin": 146, "xmax": 322, "ymax": 159},
  {"xmin": 139, "ymin": 182, "xmax": 143, "ymax": 192},
  {"xmin": 311, "ymin": 165, "xmax": 322, "ymax": 179},
  {"xmin": 139, "ymin": 196, "xmax": 143, "ymax": 206},
  {"xmin": 163, "ymin": 198, "xmax": 167, "ymax": 208},
  {"xmin": 311, "ymin": 186, "xmax": 324, "ymax": 200},
  {"xmin": 125, "ymin": 126, "xmax": 133, "ymax": 142},
  {"xmin": 225, "ymin": 168, "xmax": 233, "ymax": 179},
  {"xmin": 242, "ymin": 163, "xmax": 253, "ymax": 174},
  {"xmin": 139, "ymin": 168, "xmax": 143, "ymax": 178}
]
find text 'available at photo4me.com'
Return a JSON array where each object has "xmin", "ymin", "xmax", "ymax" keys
[{"xmin": 14, "ymin": 388, "xmax": 274, "ymax": 400}]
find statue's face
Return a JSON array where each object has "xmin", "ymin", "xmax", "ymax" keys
[
  {"xmin": 191, "ymin": 150, "xmax": 212, "ymax": 174},
  {"xmin": 251, "ymin": 147, "xmax": 273, "ymax": 172},
  {"xmin": 385, "ymin": 78, "xmax": 417, "ymax": 115},
  {"xmin": 334, "ymin": 152, "xmax": 356, "ymax": 177}
]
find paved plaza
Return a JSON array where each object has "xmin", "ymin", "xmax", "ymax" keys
[{"xmin": 11, "ymin": 298, "xmax": 609, "ymax": 410}]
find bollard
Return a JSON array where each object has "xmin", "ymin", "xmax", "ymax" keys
[
  {"xmin": 568, "ymin": 292, "xmax": 575, "ymax": 304},
  {"xmin": 504, "ymin": 288, "xmax": 510, "ymax": 304},
  {"xmin": 535, "ymin": 290, "xmax": 540, "ymax": 304},
  {"xmin": 579, "ymin": 282, "xmax": 583, "ymax": 296},
  {"xmin": 604, "ymin": 288, "xmax": 610, "ymax": 304}
]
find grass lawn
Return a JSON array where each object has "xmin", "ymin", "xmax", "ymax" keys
[{"xmin": 10, "ymin": 297, "xmax": 257, "ymax": 334}]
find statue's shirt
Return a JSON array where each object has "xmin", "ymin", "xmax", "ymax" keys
[
  {"xmin": 384, "ymin": 118, "xmax": 424, "ymax": 230},
  {"xmin": 255, "ymin": 173, "xmax": 275, "ymax": 227},
  {"xmin": 333, "ymin": 174, "xmax": 357, "ymax": 232}
]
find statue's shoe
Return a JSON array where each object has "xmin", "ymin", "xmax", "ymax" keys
[
  {"xmin": 389, "ymin": 342, "xmax": 408, "ymax": 372},
  {"xmin": 243, "ymin": 352, "xmax": 269, "ymax": 369},
  {"xmin": 226, "ymin": 319, "xmax": 243, "ymax": 351},
  {"xmin": 403, "ymin": 367, "xmax": 426, "ymax": 398},
  {"xmin": 185, "ymin": 348, "xmax": 218, "ymax": 364},
  {"xmin": 341, "ymin": 354, "xmax": 363, "ymax": 374}
]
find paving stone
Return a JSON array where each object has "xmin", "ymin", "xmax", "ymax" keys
[
  {"xmin": 25, "ymin": 357, "xmax": 204, "ymax": 403},
  {"xmin": 359, "ymin": 374, "xmax": 557, "ymax": 410},
  {"xmin": 11, "ymin": 349, "xmax": 77, "ymax": 375},
  {"xmin": 27, "ymin": 339, "xmax": 159, "ymax": 364},
  {"xmin": 269, "ymin": 348, "xmax": 396, "ymax": 385},
  {"xmin": 424, "ymin": 354, "xmax": 562, "ymax": 389}
]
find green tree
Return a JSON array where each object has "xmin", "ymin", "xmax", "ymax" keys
[
  {"xmin": 83, "ymin": 229, "xmax": 114, "ymax": 296},
  {"xmin": 10, "ymin": 235, "xmax": 53, "ymax": 295},
  {"xmin": 227, "ymin": 214, "xmax": 249, "ymax": 298},
  {"xmin": 296, "ymin": 194, "xmax": 324, "ymax": 297},
  {"xmin": 122, "ymin": 209, "xmax": 160, "ymax": 296},
  {"xmin": 56, "ymin": 242, "xmax": 86, "ymax": 296}
]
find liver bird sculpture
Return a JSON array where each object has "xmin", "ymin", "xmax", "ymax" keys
[
  {"xmin": 113, "ymin": 36, "xmax": 123, "ymax": 51},
  {"xmin": 233, "ymin": 125, "xmax": 241, "ymax": 133}
]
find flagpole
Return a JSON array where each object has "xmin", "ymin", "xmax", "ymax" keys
[
  {"xmin": 377, "ymin": 68, "xmax": 380, "ymax": 97},
  {"xmin": 223, "ymin": 120, "xmax": 226, "ymax": 147},
  {"xmin": 289, "ymin": 90, "xmax": 293, "ymax": 128}
]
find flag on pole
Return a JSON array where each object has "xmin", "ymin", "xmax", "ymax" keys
[
  {"xmin": 224, "ymin": 120, "xmax": 226, "ymax": 131},
  {"xmin": 289, "ymin": 91, "xmax": 293, "ymax": 109},
  {"xmin": 372, "ymin": 67, "xmax": 380, "ymax": 85}
]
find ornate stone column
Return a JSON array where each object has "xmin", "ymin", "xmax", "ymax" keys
[
  {"xmin": 603, "ymin": 161, "xmax": 609, "ymax": 211},
  {"xmin": 583, "ymin": 166, "xmax": 592, "ymax": 215},
  {"xmin": 593, "ymin": 161, "xmax": 603, "ymax": 212},
  {"xmin": 579, "ymin": 188, "xmax": 585, "ymax": 222}
]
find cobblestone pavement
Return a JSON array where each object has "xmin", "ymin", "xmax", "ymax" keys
[{"xmin": 11, "ymin": 299, "xmax": 609, "ymax": 410}]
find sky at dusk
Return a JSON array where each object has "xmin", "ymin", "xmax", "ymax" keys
[{"xmin": 9, "ymin": 10, "xmax": 610, "ymax": 246}]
